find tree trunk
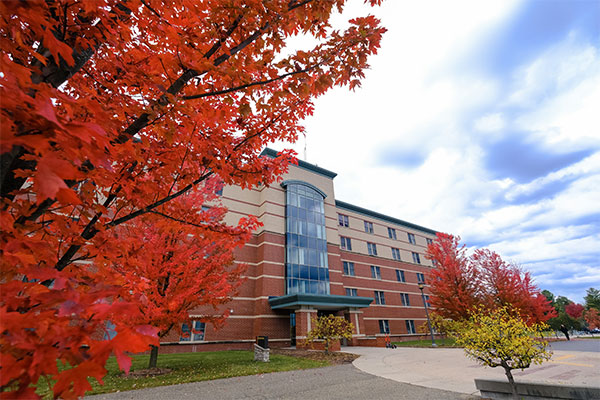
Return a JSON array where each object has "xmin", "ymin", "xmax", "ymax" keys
[
  {"xmin": 148, "ymin": 345, "xmax": 159, "ymax": 369},
  {"xmin": 503, "ymin": 366, "xmax": 519, "ymax": 399}
]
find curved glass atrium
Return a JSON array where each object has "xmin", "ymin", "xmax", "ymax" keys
[{"xmin": 285, "ymin": 183, "xmax": 330, "ymax": 295}]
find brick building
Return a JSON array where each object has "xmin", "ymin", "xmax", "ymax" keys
[{"xmin": 159, "ymin": 149, "xmax": 439, "ymax": 352}]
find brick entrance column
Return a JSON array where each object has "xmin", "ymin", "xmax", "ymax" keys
[
  {"xmin": 295, "ymin": 307, "xmax": 317, "ymax": 341},
  {"xmin": 346, "ymin": 308, "xmax": 365, "ymax": 346}
]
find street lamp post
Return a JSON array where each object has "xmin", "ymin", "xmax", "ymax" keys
[{"xmin": 418, "ymin": 282, "xmax": 437, "ymax": 347}]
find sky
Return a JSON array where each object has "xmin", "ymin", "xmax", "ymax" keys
[{"xmin": 273, "ymin": 0, "xmax": 600, "ymax": 304}]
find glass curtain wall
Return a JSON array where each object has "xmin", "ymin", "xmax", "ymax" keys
[{"xmin": 285, "ymin": 184, "xmax": 330, "ymax": 294}]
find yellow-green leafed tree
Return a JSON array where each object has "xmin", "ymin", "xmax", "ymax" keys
[
  {"xmin": 304, "ymin": 315, "xmax": 353, "ymax": 354},
  {"xmin": 451, "ymin": 307, "xmax": 552, "ymax": 399}
]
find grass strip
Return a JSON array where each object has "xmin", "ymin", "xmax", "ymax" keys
[{"xmin": 36, "ymin": 350, "xmax": 329, "ymax": 398}]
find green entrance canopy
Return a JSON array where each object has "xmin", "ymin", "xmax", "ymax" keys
[{"xmin": 268, "ymin": 293, "xmax": 373, "ymax": 310}]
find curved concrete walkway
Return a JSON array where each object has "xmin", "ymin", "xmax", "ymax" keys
[{"xmin": 347, "ymin": 345, "xmax": 600, "ymax": 397}]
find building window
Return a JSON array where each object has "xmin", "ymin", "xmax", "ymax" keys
[
  {"xmin": 367, "ymin": 242, "xmax": 378, "ymax": 256},
  {"xmin": 401, "ymin": 293, "xmax": 410, "ymax": 306},
  {"xmin": 345, "ymin": 288, "xmax": 358, "ymax": 296},
  {"xmin": 370, "ymin": 265, "xmax": 381, "ymax": 280},
  {"xmin": 388, "ymin": 227, "xmax": 397, "ymax": 240},
  {"xmin": 364, "ymin": 221, "xmax": 373, "ymax": 234},
  {"xmin": 426, "ymin": 238, "xmax": 433, "ymax": 245},
  {"xmin": 396, "ymin": 269, "xmax": 405, "ymax": 282},
  {"xmin": 408, "ymin": 233, "xmax": 416, "ymax": 244},
  {"xmin": 405, "ymin": 320, "xmax": 416, "ymax": 334},
  {"xmin": 412, "ymin": 252, "xmax": 421, "ymax": 264},
  {"xmin": 424, "ymin": 295, "xmax": 431, "ymax": 308},
  {"xmin": 379, "ymin": 320, "xmax": 390, "ymax": 334},
  {"xmin": 417, "ymin": 272, "xmax": 425, "ymax": 283},
  {"xmin": 343, "ymin": 261, "xmax": 355, "ymax": 276},
  {"xmin": 340, "ymin": 236, "xmax": 352, "ymax": 251},
  {"xmin": 103, "ymin": 321, "xmax": 117, "ymax": 340},
  {"xmin": 180, "ymin": 321, "xmax": 206, "ymax": 341},
  {"xmin": 285, "ymin": 183, "xmax": 330, "ymax": 295},
  {"xmin": 391, "ymin": 247, "xmax": 401, "ymax": 261},
  {"xmin": 374, "ymin": 291, "xmax": 386, "ymax": 305},
  {"xmin": 338, "ymin": 213, "xmax": 349, "ymax": 227}
]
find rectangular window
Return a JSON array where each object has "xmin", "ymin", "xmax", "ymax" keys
[
  {"xmin": 364, "ymin": 221, "xmax": 373, "ymax": 233},
  {"xmin": 345, "ymin": 288, "xmax": 358, "ymax": 296},
  {"xmin": 103, "ymin": 321, "xmax": 117, "ymax": 340},
  {"xmin": 408, "ymin": 233, "xmax": 416, "ymax": 244},
  {"xmin": 388, "ymin": 227, "xmax": 397, "ymax": 240},
  {"xmin": 343, "ymin": 261, "xmax": 355, "ymax": 276},
  {"xmin": 379, "ymin": 320, "xmax": 390, "ymax": 334},
  {"xmin": 417, "ymin": 272, "xmax": 425, "ymax": 283},
  {"xmin": 338, "ymin": 213, "xmax": 349, "ymax": 227},
  {"xmin": 426, "ymin": 238, "xmax": 433, "ymax": 245},
  {"xmin": 396, "ymin": 269, "xmax": 405, "ymax": 282},
  {"xmin": 412, "ymin": 252, "xmax": 421, "ymax": 264},
  {"xmin": 424, "ymin": 295, "xmax": 431, "ymax": 308},
  {"xmin": 405, "ymin": 320, "xmax": 416, "ymax": 334},
  {"xmin": 367, "ymin": 242, "xmax": 378, "ymax": 256},
  {"xmin": 401, "ymin": 293, "xmax": 410, "ymax": 306},
  {"xmin": 340, "ymin": 236, "xmax": 352, "ymax": 251},
  {"xmin": 180, "ymin": 321, "xmax": 206, "ymax": 342},
  {"xmin": 391, "ymin": 247, "xmax": 401, "ymax": 261},
  {"xmin": 374, "ymin": 290, "xmax": 386, "ymax": 305},
  {"xmin": 370, "ymin": 265, "xmax": 381, "ymax": 280}
]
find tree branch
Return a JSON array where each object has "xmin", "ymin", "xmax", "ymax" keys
[{"xmin": 182, "ymin": 65, "xmax": 318, "ymax": 100}]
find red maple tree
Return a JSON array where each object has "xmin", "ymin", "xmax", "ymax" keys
[
  {"xmin": 105, "ymin": 185, "xmax": 258, "ymax": 368},
  {"xmin": 565, "ymin": 303, "xmax": 585, "ymax": 320},
  {"xmin": 0, "ymin": 1, "xmax": 386, "ymax": 398},
  {"xmin": 584, "ymin": 308, "xmax": 600, "ymax": 330},
  {"xmin": 423, "ymin": 233, "xmax": 481, "ymax": 321},
  {"xmin": 425, "ymin": 234, "xmax": 556, "ymax": 324}
]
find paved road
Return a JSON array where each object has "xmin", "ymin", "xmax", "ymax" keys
[
  {"xmin": 87, "ymin": 364, "xmax": 477, "ymax": 400},
  {"xmin": 549, "ymin": 338, "xmax": 600, "ymax": 352}
]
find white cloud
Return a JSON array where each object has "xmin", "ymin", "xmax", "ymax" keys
[
  {"xmin": 474, "ymin": 113, "xmax": 505, "ymax": 133},
  {"xmin": 272, "ymin": 0, "xmax": 599, "ymax": 303}
]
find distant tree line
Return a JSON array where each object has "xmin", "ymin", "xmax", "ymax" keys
[{"xmin": 541, "ymin": 288, "xmax": 600, "ymax": 332}]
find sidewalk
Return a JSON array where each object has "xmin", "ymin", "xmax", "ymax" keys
[{"xmin": 346, "ymin": 345, "xmax": 600, "ymax": 397}]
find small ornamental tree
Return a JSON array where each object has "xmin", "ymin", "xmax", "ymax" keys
[
  {"xmin": 304, "ymin": 315, "xmax": 353, "ymax": 353},
  {"xmin": 451, "ymin": 307, "xmax": 552, "ymax": 400}
]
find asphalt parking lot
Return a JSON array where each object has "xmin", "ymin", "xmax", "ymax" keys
[{"xmin": 549, "ymin": 337, "xmax": 600, "ymax": 352}]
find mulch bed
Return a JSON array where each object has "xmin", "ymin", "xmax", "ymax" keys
[{"xmin": 271, "ymin": 348, "xmax": 359, "ymax": 364}]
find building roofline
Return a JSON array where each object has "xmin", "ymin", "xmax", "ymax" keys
[
  {"xmin": 281, "ymin": 180, "xmax": 328, "ymax": 198},
  {"xmin": 261, "ymin": 148, "xmax": 337, "ymax": 179},
  {"xmin": 335, "ymin": 200, "xmax": 438, "ymax": 235}
]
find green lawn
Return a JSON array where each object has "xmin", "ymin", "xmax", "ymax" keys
[
  {"xmin": 36, "ymin": 350, "xmax": 329, "ymax": 398},
  {"xmin": 392, "ymin": 337, "xmax": 457, "ymax": 348}
]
